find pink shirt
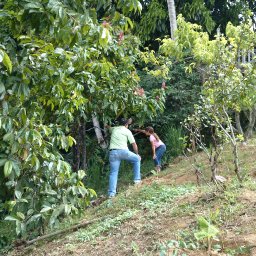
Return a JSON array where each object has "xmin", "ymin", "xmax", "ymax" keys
[{"xmin": 149, "ymin": 135, "xmax": 164, "ymax": 149}]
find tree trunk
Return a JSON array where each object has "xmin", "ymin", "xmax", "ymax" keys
[
  {"xmin": 244, "ymin": 106, "xmax": 256, "ymax": 141},
  {"xmin": 223, "ymin": 107, "xmax": 242, "ymax": 182},
  {"xmin": 72, "ymin": 120, "xmax": 81, "ymax": 172},
  {"xmin": 232, "ymin": 140, "xmax": 241, "ymax": 181},
  {"xmin": 235, "ymin": 111, "xmax": 244, "ymax": 137},
  {"xmin": 166, "ymin": 0, "xmax": 177, "ymax": 40},
  {"xmin": 80, "ymin": 119, "xmax": 87, "ymax": 170},
  {"xmin": 92, "ymin": 115, "xmax": 107, "ymax": 149},
  {"xmin": 210, "ymin": 127, "xmax": 222, "ymax": 182},
  {"xmin": 72, "ymin": 119, "xmax": 88, "ymax": 171}
]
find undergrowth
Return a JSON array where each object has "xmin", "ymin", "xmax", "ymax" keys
[
  {"xmin": 76, "ymin": 184, "xmax": 196, "ymax": 243},
  {"xmin": 77, "ymin": 209, "xmax": 138, "ymax": 242}
]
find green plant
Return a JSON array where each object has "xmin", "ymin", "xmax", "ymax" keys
[
  {"xmin": 172, "ymin": 203, "xmax": 195, "ymax": 217},
  {"xmin": 131, "ymin": 241, "xmax": 141, "ymax": 255},
  {"xmin": 194, "ymin": 216, "xmax": 220, "ymax": 251},
  {"xmin": 138, "ymin": 185, "xmax": 196, "ymax": 211},
  {"xmin": 162, "ymin": 126, "xmax": 186, "ymax": 162},
  {"xmin": 224, "ymin": 245, "xmax": 251, "ymax": 255},
  {"xmin": 159, "ymin": 239, "xmax": 190, "ymax": 256}
]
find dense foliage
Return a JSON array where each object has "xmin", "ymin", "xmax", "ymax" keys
[
  {"xmin": 134, "ymin": 0, "xmax": 256, "ymax": 47},
  {"xmin": 0, "ymin": 0, "xmax": 166, "ymax": 238}
]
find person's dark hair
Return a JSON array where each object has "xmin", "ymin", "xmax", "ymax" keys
[
  {"xmin": 120, "ymin": 118, "xmax": 132, "ymax": 126},
  {"xmin": 145, "ymin": 126, "xmax": 160, "ymax": 141},
  {"xmin": 120, "ymin": 118, "xmax": 128, "ymax": 125}
]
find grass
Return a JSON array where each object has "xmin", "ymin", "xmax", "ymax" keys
[
  {"xmin": 77, "ymin": 209, "xmax": 138, "ymax": 242},
  {"xmin": 86, "ymin": 158, "xmax": 155, "ymax": 196}
]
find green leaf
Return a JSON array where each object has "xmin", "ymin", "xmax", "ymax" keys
[
  {"xmin": 15, "ymin": 190, "xmax": 22, "ymax": 199},
  {"xmin": 0, "ymin": 50, "xmax": 12, "ymax": 73},
  {"xmin": 20, "ymin": 108, "xmax": 27, "ymax": 124},
  {"xmin": 3, "ymin": 132, "xmax": 14, "ymax": 142},
  {"xmin": 40, "ymin": 206, "xmax": 52, "ymax": 213},
  {"xmin": 12, "ymin": 161, "xmax": 21, "ymax": 177},
  {"xmin": 54, "ymin": 48, "xmax": 65, "ymax": 55},
  {"xmin": 67, "ymin": 135, "xmax": 76, "ymax": 147},
  {"xmin": 16, "ymin": 212, "xmax": 25, "ymax": 220},
  {"xmin": 194, "ymin": 217, "xmax": 219, "ymax": 240},
  {"xmin": 27, "ymin": 214, "xmax": 41, "ymax": 224},
  {"xmin": 5, "ymin": 215, "xmax": 19, "ymax": 222},
  {"xmin": 4, "ymin": 160, "xmax": 13, "ymax": 177},
  {"xmin": 78, "ymin": 186, "xmax": 88, "ymax": 197},
  {"xmin": 88, "ymin": 188, "xmax": 97, "ymax": 198},
  {"xmin": 32, "ymin": 155, "xmax": 40, "ymax": 170},
  {"xmin": 64, "ymin": 204, "xmax": 71, "ymax": 215},
  {"xmin": 198, "ymin": 216, "xmax": 209, "ymax": 229},
  {"xmin": 24, "ymin": 2, "xmax": 43, "ymax": 9},
  {"xmin": 16, "ymin": 198, "xmax": 28, "ymax": 203},
  {"xmin": 57, "ymin": 160, "xmax": 62, "ymax": 171},
  {"xmin": 45, "ymin": 189, "xmax": 58, "ymax": 196},
  {"xmin": 78, "ymin": 170, "xmax": 86, "ymax": 180}
]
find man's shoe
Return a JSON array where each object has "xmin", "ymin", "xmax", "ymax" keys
[{"xmin": 134, "ymin": 180, "xmax": 142, "ymax": 187}]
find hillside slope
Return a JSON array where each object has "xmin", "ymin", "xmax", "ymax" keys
[{"xmin": 8, "ymin": 141, "xmax": 256, "ymax": 256}]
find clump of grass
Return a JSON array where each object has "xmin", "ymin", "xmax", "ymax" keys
[
  {"xmin": 224, "ymin": 245, "xmax": 251, "ymax": 255},
  {"xmin": 77, "ymin": 209, "xmax": 137, "ymax": 242},
  {"xmin": 138, "ymin": 185, "xmax": 196, "ymax": 211}
]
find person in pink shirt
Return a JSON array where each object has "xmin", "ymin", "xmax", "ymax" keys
[{"xmin": 134, "ymin": 126, "xmax": 166, "ymax": 172}]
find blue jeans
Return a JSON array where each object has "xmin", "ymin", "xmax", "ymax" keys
[
  {"xmin": 108, "ymin": 149, "xmax": 141, "ymax": 197},
  {"xmin": 154, "ymin": 144, "xmax": 166, "ymax": 167}
]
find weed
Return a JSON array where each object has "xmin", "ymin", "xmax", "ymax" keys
[
  {"xmin": 159, "ymin": 239, "xmax": 192, "ymax": 256},
  {"xmin": 194, "ymin": 216, "xmax": 220, "ymax": 251},
  {"xmin": 77, "ymin": 209, "xmax": 137, "ymax": 242},
  {"xmin": 163, "ymin": 126, "xmax": 186, "ymax": 163},
  {"xmin": 171, "ymin": 203, "xmax": 195, "ymax": 217},
  {"xmin": 176, "ymin": 230, "xmax": 200, "ymax": 250},
  {"xmin": 64, "ymin": 243, "xmax": 76, "ymax": 254},
  {"xmin": 138, "ymin": 185, "xmax": 196, "ymax": 211},
  {"xmin": 131, "ymin": 241, "xmax": 141, "ymax": 255},
  {"xmin": 242, "ymin": 177, "xmax": 256, "ymax": 191},
  {"xmin": 224, "ymin": 245, "xmax": 251, "ymax": 255}
]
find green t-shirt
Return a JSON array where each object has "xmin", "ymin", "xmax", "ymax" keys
[{"xmin": 109, "ymin": 126, "xmax": 135, "ymax": 149}]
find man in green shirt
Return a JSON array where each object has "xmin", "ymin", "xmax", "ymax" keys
[{"xmin": 107, "ymin": 118, "xmax": 141, "ymax": 197}]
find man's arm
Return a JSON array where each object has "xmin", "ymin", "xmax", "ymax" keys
[
  {"xmin": 131, "ymin": 142, "xmax": 139, "ymax": 154},
  {"xmin": 131, "ymin": 142, "xmax": 141, "ymax": 159}
]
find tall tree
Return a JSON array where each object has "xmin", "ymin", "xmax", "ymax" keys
[{"xmin": 166, "ymin": 0, "xmax": 177, "ymax": 39}]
